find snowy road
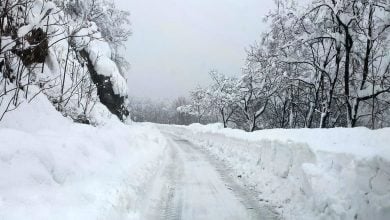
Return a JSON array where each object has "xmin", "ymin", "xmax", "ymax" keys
[{"xmin": 139, "ymin": 131, "xmax": 278, "ymax": 220}]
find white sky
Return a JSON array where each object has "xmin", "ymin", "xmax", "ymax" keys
[{"xmin": 115, "ymin": 0, "xmax": 274, "ymax": 101}]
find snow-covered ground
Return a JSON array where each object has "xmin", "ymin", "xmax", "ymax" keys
[
  {"xmin": 164, "ymin": 123, "xmax": 390, "ymax": 220},
  {"xmin": 1, "ymin": 92, "xmax": 389, "ymax": 220},
  {"xmin": 0, "ymin": 94, "xmax": 168, "ymax": 220}
]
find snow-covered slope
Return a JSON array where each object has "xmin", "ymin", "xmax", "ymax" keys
[
  {"xmin": 0, "ymin": 1, "xmax": 166, "ymax": 219},
  {"xmin": 168, "ymin": 123, "xmax": 390, "ymax": 220},
  {"xmin": 0, "ymin": 94, "xmax": 167, "ymax": 220},
  {"xmin": 1, "ymin": 0, "xmax": 130, "ymax": 123}
]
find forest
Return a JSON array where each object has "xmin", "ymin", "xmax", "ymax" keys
[
  {"xmin": 130, "ymin": 0, "xmax": 390, "ymax": 131},
  {"xmin": 177, "ymin": 0, "xmax": 390, "ymax": 131}
]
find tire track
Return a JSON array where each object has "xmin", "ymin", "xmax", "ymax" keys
[
  {"xmin": 143, "ymin": 130, "xmax": 280, "ymax": 220},
  {"xmin": 169, "ymin": 133, "xmax": 280, "ymax": 220},
  {"xmin": 158, "ymin": 142, "xmax": 183, "ymax": 220}
]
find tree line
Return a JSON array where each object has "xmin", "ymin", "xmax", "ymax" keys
[
  {"xmin": 180, "ymin": 0, "xmax": 390, "ymax": 131},
  {"xmin": 128, "ymin": 97, "xmax": 218, "ymax": 125}
]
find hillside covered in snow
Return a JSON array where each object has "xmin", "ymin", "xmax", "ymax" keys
[
  {"xmin": 1, "ymin": 0, "xmax": 130, "ymax": 124},
  {"xmin": 0, "ymin": 0, "xmax": 171, "ymax": 219}
]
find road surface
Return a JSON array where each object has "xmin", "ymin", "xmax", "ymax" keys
[{"xmin": 139, "ymin": 132, "xmax": 278, "ymax": 220}]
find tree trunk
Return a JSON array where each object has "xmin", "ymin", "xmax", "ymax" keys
[{"xmin": 343, "ymin": 30, "xmax": 354, "ymax": 127}]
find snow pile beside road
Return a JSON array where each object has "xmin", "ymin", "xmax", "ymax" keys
[
  {"xmin": 171, "ymin": 123, "xmax": 390, "ymax": 220},
  {"xmin": 187, "ymin": 123, "xmax": 390, "ymax": 160},
  {"xmin": 0, "ymin": 94, "xmax": 167, "ymax": 220}
]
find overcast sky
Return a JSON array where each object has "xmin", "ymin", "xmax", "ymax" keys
[{"xmin": 115, "ymin": 0, "xmax": 274, "ymax": 101}]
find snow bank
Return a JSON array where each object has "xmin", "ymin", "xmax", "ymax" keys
[
  {"xmin": 0, "ymin": 94, "xmax": 167, "ymax": 220},
  {"xmin": 187, "ymin": 123, "xmax": 390, "ymax": 160},
  {"xmin": 169, "ymin": 123, "xmax": 390, "ymax": 220}
]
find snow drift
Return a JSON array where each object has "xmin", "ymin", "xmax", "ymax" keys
[
  {"xmin": 168, "ymin": 123, "xmax": 390, "ymax": 220},
  {"xmin": 0, "ymin": 94, "xmax": 168, "ymax": 220}
]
